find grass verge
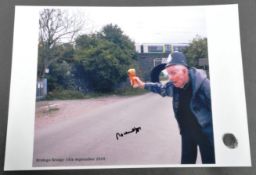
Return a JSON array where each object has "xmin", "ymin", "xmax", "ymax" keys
[{"xmin": 44, "ymin": 88, "xmax": 148, "ymax": 100}]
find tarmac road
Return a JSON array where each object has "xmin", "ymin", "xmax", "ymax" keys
[{"xmin": 33, "ymin": 93, "xmax": 196, "ymax": 167}]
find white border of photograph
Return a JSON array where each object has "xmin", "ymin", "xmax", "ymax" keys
[{"xmin": 4, "ymin": 4, "xmax": 251, "ymax": 170}]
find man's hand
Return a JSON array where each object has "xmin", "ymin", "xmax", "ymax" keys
[{"xmin": 131, "ymin": 77, "xmax": 145, "ymax": 89}]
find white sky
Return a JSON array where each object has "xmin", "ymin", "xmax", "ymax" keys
[{"xmin": 68, "ymin": 6, "xmax": 207, "ymax": 44}]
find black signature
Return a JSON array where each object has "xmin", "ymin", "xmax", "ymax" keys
[{"xmin": 116, "ymin": 127, "xmax": 142, "ymax": 140}]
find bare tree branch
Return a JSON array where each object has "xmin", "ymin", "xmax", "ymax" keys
[{"xmin": 38, "ymin": 9, "xmax": 85, "ymax": 78}]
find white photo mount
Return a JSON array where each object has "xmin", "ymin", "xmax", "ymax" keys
[{"xmin": 4, "ymin": 4, "xmax": 251, "ymax": 171}]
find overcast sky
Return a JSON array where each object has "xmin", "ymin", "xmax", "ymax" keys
[{"xmin": 68, "ymin": 6, "xmax": 207, "ymax": 44}]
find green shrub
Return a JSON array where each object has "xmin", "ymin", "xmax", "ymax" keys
[
  {"xmin": 114, "ymin": 87, "xmax": 148, "ymax": 96},
  {"xmin": 45, "ymin": 86, "xmax": 148, "ymax": 101},
  {"xmin": 46, "ymin": 90, "xmax": 85, "ymax": 100}
]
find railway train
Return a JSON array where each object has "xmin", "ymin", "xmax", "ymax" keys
[{"xmin": 135, "ymin": 43, "xmax": 189, "ymax": 54}]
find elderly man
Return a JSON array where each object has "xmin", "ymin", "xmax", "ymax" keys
[{"xmin": 133, "ymin": 52, "xmax": 215, "ymax": 164}]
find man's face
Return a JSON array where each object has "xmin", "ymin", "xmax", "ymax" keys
[{"xmin": 166, "ymin": 65, "xmax": 188, "ymax": 88}]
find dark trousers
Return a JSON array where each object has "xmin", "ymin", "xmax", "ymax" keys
[{"xmin": 181, "ymin": 128, "xmax": 215, "ymax": 164}]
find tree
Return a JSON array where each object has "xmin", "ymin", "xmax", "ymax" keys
[
  {"xmin": 47, "ymin": 60, "xmax": 73, "ymax": 91},
  {"xmin": 183, "ymin": 36, "xmax": 208, "ymax": 67},
  {"xmin": 46, "ymin": 43, "xmax": 77, "ymax": 91},
  {"xmin": 38, "ymin": 9, "xmax": 84, "ymax": 78},
  {"xmin": 75, "ymin": 24, "xmax": 137, "ymax": 92},
  {"xmin": 101, "ymin": 24, "xmax": 136, "ymax": 59}
]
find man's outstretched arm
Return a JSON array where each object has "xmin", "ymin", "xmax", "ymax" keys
[{"xmin": 132, "ymin": 77, "xmax": 173, "ymax": 97}]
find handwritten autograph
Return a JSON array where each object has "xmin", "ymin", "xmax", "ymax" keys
[{"xmin": 116, "ymin": 126, "xmax": 142, "ymax": 140}]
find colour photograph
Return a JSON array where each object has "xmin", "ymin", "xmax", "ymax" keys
[{"xmin": 33, "ymin": 6, "xmax": 213, "ymax": 167}]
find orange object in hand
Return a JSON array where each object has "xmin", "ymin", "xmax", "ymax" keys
[{"xmin": 128, "ymin": 68, "xmax": 138, "ymax": 86}]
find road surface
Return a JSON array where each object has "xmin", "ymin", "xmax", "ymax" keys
[{"xmin": 33, "ymin": 93, "xmax": 200, "ymax": 167}]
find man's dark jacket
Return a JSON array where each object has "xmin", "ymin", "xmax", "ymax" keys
[{"xmin": 144, "ymin": 67, "xmax": 213, "ymax": 144}]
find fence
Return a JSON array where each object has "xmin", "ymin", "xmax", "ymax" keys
[{"xmin": 36, "ymin": 78, "xmax": 47, "ymax": 100}]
